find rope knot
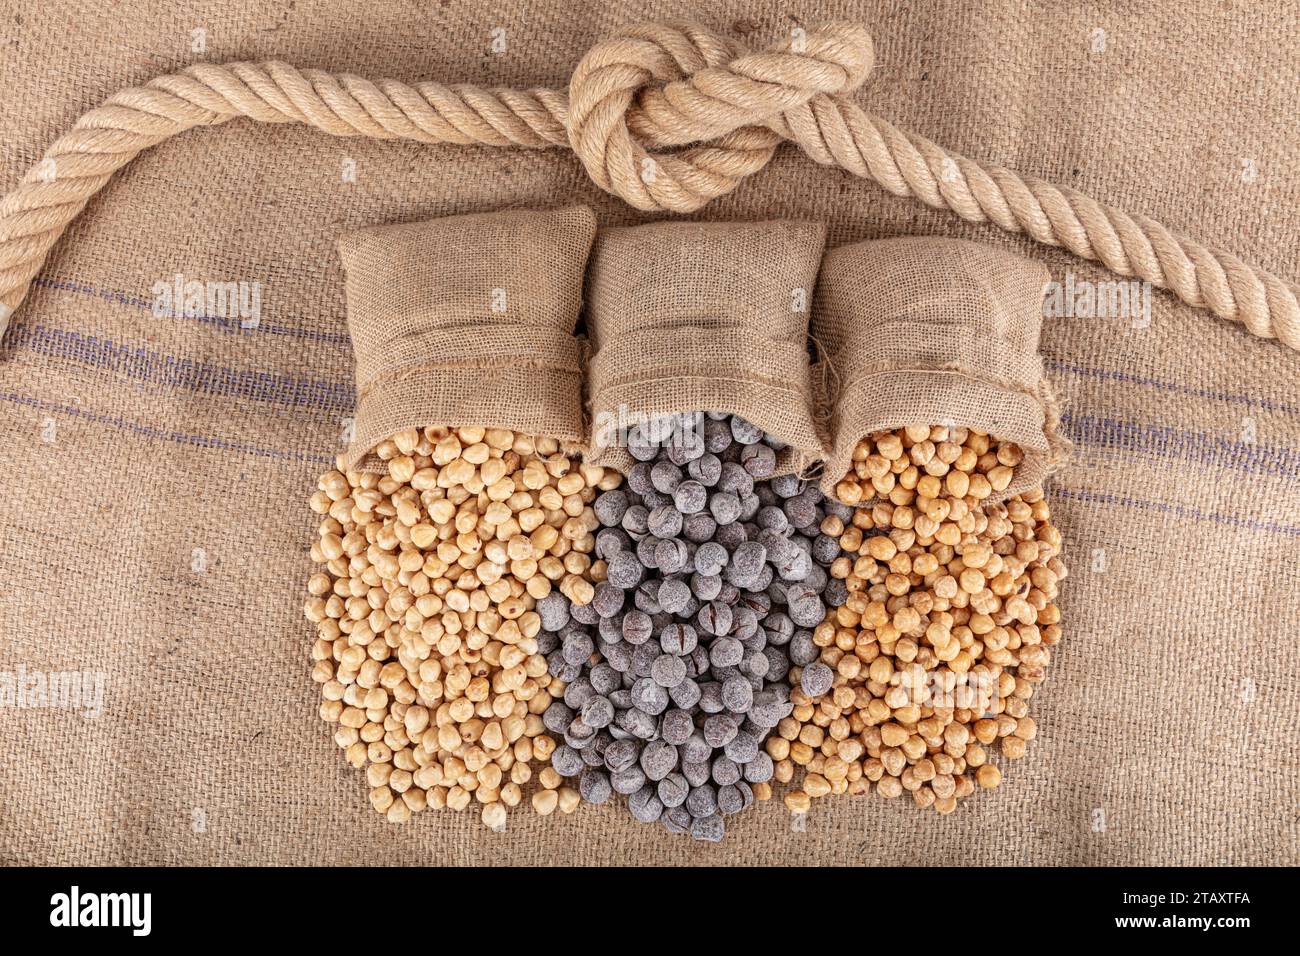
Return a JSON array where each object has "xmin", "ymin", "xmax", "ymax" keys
[
  {"xmin": 1, "ymin": 23, "xmax": 1294, "ymax": 347},
  {"xmin": 567, "ymin": 21, "xmax": 874, "ymax": 212}
]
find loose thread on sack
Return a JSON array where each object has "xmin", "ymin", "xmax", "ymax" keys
[
  {"xmin": 1036, "ymin": 377, "xmax": 1072, "ymax": 475},
  {"xmin": 796, "ymin": 454, "xmax": 826, "ymax": 483},
  {"xmin": 808, "ymin": 331, "xmax": 842, "ymax": 444},
  {"xmin": 577, "ymin": 332, "xmax": 595, "ymax": 441}
]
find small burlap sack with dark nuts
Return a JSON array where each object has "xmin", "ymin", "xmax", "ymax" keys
[
  {"xmin": 584, "ymin": 220, "xmax": 827, "ymax": 476},
  {"xmin": 813, "ymin": 236, "xmax": 1066, "ymax": 502},
  {"xmin": 337, "ymin": 205, "xmax": 596, "ymax": 469}
]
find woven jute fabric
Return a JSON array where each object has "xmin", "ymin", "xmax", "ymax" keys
[
  {"xmin": 584, "ymin": 219, "xmax": 826, "ymax": 476},
  {"xmin": 814, "ymin": 236, "xmax": 1061, "ymax": 501},
  {"xmin": 0, "ymin": 1, "xmax": 1296, "ymax": 866},
  {"xmin": 337, "ymin": 206, "xmax": 595, "ymax": 469}
]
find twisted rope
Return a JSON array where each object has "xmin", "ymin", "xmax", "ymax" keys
[{"xmin": 1, "ymin": 20, "xmax": 1296, "ymax": 350}]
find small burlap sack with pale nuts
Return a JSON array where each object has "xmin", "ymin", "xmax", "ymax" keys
[
  {"xmin": 813, "ymin": 236, "xmax": 1064, "ymax": 502},
  {"xmin": 584, "ymin": 220, "xmax": 827, "ymax": 476},
  {"xmin": 337, "ymin": 206, "xmax": 596, "ymax": 469}
]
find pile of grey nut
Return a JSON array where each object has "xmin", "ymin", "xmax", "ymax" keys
[{"xmin": 537, "ymin": 413, "xmax": 851, "ymax": 841}]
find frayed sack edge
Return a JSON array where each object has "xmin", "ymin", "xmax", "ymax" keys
[
  {"xmin": 582, "ymin": 375, "xmax": 826, "ymax": 480},
  {"xmin": 813, "ymin": 354, "xmax": 1071, "ymax": 505},
  {"xmin": 345, "ymin": 351, "xmax": 587, "ymax": 473}
]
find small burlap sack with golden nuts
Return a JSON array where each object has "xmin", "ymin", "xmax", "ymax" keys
[
  {"xmin": 812, "ymin": 236, "xmax": 1067, "ymax": 502},
  {"xmin": 584, "ymin": 220, "xmax": 827, "ymax": 476},
  {"xmin": 337, "ymin": 205, "xmax": 596, "ymax": 469}
]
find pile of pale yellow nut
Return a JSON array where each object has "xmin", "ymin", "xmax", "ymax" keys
[
  {"xmin": 774, "ymin": 426, "xmax": 1065, "ymax": 815},
  {"xmin": 304, "ymin": 426, "xmax": 618, "ymax": 825}
]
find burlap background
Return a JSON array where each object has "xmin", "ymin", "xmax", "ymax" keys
[
  {"xmin": 337, "ymin": 206, "xmax": 595, "ymax": 470},
  {"xmin": 814, "ymin": 236, "xmax": 1060, "ymax": 502},
  {"xmin": 0, "ymin": 0, "xmax": 1295, "ymax": 865},
  {"xmin": 584, "ymin": 219, "xmax": 825, "ymax": 476}
]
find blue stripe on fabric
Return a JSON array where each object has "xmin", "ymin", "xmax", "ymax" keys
[
  {"xmin": 28, "ymin": 274, "xmax": 1300, "ymax": 420},
  {"xmin": 1045, "ymin": 357, "xmax": 1300, "ymax": 416},
  {"xmin": 3, "ymin": 323, "xmax": 356, "ymax": 413},
  {"xmin": 4, "ymin": 322, "xmax": 1300, "ymax": 481},
  {"xmin": 3, "ymin": 389, "xmax": 1295, "ymax": 535},
  {"xmin": 7, "ymin": 284, "xmax": 1300, "ymax": 481},
  {"xmin": 1061, "ymin": 414, "xmax": 1300, "ymax": 480},
  {"xmin": 32, "ymin": 277, "xmax": 353, "ymax": 345},
  {"xmin": 1049, "ymin": 486, "xmax": 1300, "ymax": 538},
  {"xmin": 0, "ymin": 392, "xmax": 335, "ymax": 465}
]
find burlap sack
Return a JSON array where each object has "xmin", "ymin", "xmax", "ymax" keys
[
  {"xmin": 584, "ymin": 220, "xmax": 827, "ymax": 475},
  {"xmin": 1, "ymin": 1, "xmax": 1296, "ymax": 866},
  {"xmin": 337, "ymin": 206, "xmax": 595, "ymax": 469},
  {"xmin": 814, "ymin": 236, "xmax": 1062, "ymax": 502}
]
